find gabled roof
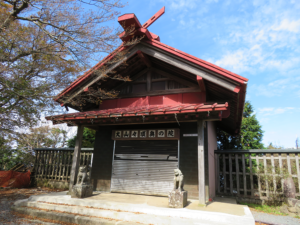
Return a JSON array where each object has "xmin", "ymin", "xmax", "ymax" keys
[{"xmin": 53, "ymin": 9, "xmax": 248, "ymax": 135}]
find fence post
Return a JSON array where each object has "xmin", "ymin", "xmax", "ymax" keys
[
  {"xmin": 279, "ymin": 154, "xmax": 283, "ymax": 196},
  {"xmin": 263, "ymin": 155, "xmax": 269, "ymax": 198},
  {"xmin": 41, "ymin": 150, "xmax": 45, "ymax": 179},
  {"xmin": 223, "ymin": 154, "xmax": 227, "ymax": 194},
  {"xmin": 51, "ymin": 151, "xmax": 56, "ymax": 180},
  {"xmin": 242, "ymin": 154, "xmax": 246, "ymax": 196},
  {"xmin": 235, "ymin": 154, "xmax": 240, "ymax": 196},
  {"xmin": 296, "ymin": 154, "xmax": 300, "ymax": 194},
  {"xmin": 215, "ymin": 153, "xmax": 220, "ymax": 194},
  {"xmin": 256, "ymin": 154, "xmax": 261, "ymax": 198},
  {"xmin": 34, "ymin": 150, "xmax": 39, "ymax": 179},
  {"xmin": 287, "ymin": 153, "xmax": 292, "ymax": 174},
  {"xmin": 271, "ymin": 154, "xmax": 276, "ymax": 194},
  {"xmin": 249, "ymin": 154, "xmax": 254, "ymax": 197}
]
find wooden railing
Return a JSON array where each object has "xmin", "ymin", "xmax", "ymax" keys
[
  {"xmin": 214, "ymin": 149, "xmax": 300, "ymax": 201},
  {"xmin": 33, "ymin": 148, "xmax": 93, "ymax": 182}
]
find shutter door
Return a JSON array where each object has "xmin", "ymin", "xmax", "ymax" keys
[{"xmin": 111, "ymin": 140, "xmax": 178, "ymax": 196}]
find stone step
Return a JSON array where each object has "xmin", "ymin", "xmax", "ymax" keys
[
  {"xmin": 12, "ymin": 205, "xmax": 139, "ymax": 225},
  {"xmin": 13, "ymin": 193, "xmax": 255, "ymax": 225},
  {"xmin": 14, "ymin": 199, "xmax": 217, "ymax": 225}
]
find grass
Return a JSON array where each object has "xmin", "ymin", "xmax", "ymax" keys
[{"xmin": 240, "ymin": 202, "xmax": 288, "ymax": 216}]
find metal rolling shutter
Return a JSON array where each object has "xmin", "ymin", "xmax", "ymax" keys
[{"xmin": 111, "ymin": 140, "xmax": 178, "ymax": 196}]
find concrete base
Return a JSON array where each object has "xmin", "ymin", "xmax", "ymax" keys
[
  {"xmin": 13, "ymin": 192, "xmax": 255, "ymax": 225},
  {"xmin": 71, "ymin": 184, "xmax": 93, "ymax": 198},
  {"xmin": 168, "ymin": 190, "xmax": 187, "ymax": 208}
]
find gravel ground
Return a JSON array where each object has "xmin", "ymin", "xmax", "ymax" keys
[
  {"xmin": 0, "ymin": 188, "xmax": 67, "ymax": 225},
  {"xmin": 251, "ymin": 210, "xmax": 300, "ymax": 225}
]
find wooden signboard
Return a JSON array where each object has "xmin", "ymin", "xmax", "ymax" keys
[{"xmin": 112, "ymin": 128, "xmax": 180, "ymax": 140}]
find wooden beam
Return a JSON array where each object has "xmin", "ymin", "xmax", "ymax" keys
[
  {"xmin": 62, "ymin": 45, "xmax": 140, "ymax": 105},
  {"xmin": 66, "ymin": 114, "xmax": 221, "ymax": 127},
  {"xmin": 139, "ymin": 44, "xmax": 238, "ymax": 91},
  {"xmin": 113, "ymin": 67, "xmax": 150, "ymax": 91},
  {"xmin": 152, "ymin": 67, "xmax": 199, "ymax": 89},
  {"xmin": 147, "ymin": 69, "xmax": 151, "ymax": 91},
  {"xmin": 69, "ymin": 125, "xmax": 84, "ymax": 192},
  {"xmin": 197, "ymin": 76, "xmax": 206, "ymax": 92},
  {"xmin": 197, "ymin": 120, "xmax": 206, "ymax": 205},
  {"xmin": 142, "ymin": 6, "xmax": 165, "ymax": 29},
  {"xmin": 118, "ymin": 87, "xmax": 200, "ymax": 98},
  {"xmin": 117, "ymin": 56, "xmax": 143, "ymax": 76},
  {"xmin": 151, "ymin": 58, "xmax": 198, "ymax": 81},
  {"xmin": 137, "ymin": 50, "xmax": 152, "ymax": 68}
]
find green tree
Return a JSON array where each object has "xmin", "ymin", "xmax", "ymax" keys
[
  {"xmin": 217, "ymin": 101, "xmax": 264, "ymax": 150},
  {"xmin": 67, "ymin": 128, "xmax": 96, "ymax": 148},
  {"xmin": 0, "ymin": 136, "xmax": 20, "ymax": 170}
]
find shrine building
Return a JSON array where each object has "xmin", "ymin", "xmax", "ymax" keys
[{"xmin": 46, "ymin": 7, "xmax": 248, "ymax": 204}]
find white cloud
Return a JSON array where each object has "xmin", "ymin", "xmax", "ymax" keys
[
  {"xmin": 167, "ymin": 0, "xmax": 198, "ymax": 10},
  {"xmin": 213, "ymin": 45, "xmax": 264, "ymax": 74},
  {"xmin": 162, "ymin": 0, "xmax": 217, "ymax": 10},
  {"xmin": 258, "ymin": 108, "xmax": 274, "ymax": 113},
  {"xmin": 272, "ymin": 19, "xmax": 300, "ymax": 33},
  {"xmin": 207, "ymin": 1, "xmax": 300, "ymax": 77},
  {"xmin": 257, "ymin": 107, "xmax": 296, "ymax": 116},
  {"xmin": 260, "ymin": 58, "xmax": 300, "ymax": 72},
  {"xmin": 250, "ymin": 77, "xmax": 300, "ymax": 97},
  {"xmin": 161, "ymin": 0, "xmax": 300, "ymax": 99}
]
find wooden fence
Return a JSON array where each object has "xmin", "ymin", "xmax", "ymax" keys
[
  {"xmin": 214, "ymin": 149, "xmax": 300, "ymax": 202},
  {"xmin": 33, "ymin": 148, "xmax": 93, "ymax": 182}
]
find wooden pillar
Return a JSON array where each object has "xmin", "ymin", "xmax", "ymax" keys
[
  {"xmin": 69, "ymin": 125, "xmax": 84, "ymax": 191},
  {"xmin": 197, "ymin": 120, "xmax": 206, "ymax": 205}
]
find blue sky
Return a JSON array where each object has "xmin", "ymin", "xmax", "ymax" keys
[{"xmin": 110, "ymin": 0, "xmax": 300, "ymax": 148}]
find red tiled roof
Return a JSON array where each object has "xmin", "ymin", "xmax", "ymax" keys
[{"xmin": 46, "ymin": 102, "xmax": 228, "ymax": 121}]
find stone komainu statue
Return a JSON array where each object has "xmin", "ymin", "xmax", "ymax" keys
[
  {"xmin": 76, "ymin": 166, "xmax": 90, "ymax": 185},
  {"xmin": 173, "ymin": 169, "xmax": 184, "ymax": 191}
]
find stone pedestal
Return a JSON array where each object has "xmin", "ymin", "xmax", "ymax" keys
[
  {"xmin": 71, "ymin": 184, "xmax": 93, "ymax": 198},
  {"xmin": 168, "ymin": 190, "xmax": 188, "ymax": 208},
  {"xmin": 284, "ymin": 177, "xmax": 296, "ymax": 198}
]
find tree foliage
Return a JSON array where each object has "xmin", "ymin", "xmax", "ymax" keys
[
  {"xmin": 0, "ymin": 125, "xmax": 68, "ymax": 169},
  {"xmin": 217, "ymin": 101, "xmax": 264, "ymax": 150},
  {"xmin": 67, "ymin": 128, "xmax": 96, "ymax": 148},
  {"xmin": 0, "ymin": 136, "xmax": 21, "ymax": 170},
  {"xmin": 0, "ymin": 0, "xmax": 131, "ymax": 136},
  {"xmin": 266, "ymin": 142, "xmax": 283, "ymax": 149},
  {"xmin": 15, "ymin": 125, "xmax": 68, "ymax": 150}
]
